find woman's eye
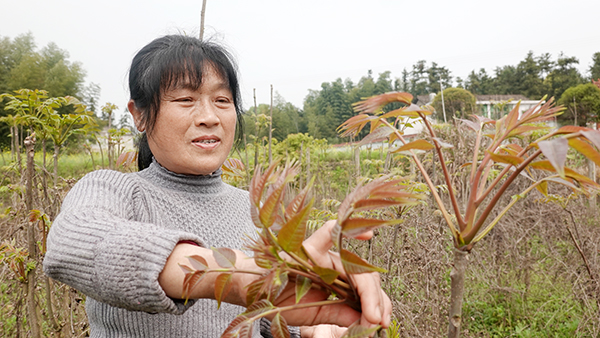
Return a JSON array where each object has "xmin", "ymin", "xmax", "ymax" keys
[
  {"xmin": 216, "ymin": 97, "xmax": 232, "ymax": 105},
  {"xmin": 176, "ymin": 97, "xmax": 193, "ymax": 102}
]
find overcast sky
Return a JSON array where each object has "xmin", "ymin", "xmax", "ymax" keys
[{"xmin": 2, "ymin": 0, "xmax": 600, "ymax": 117}]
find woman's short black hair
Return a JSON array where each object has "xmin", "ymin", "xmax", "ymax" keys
[{"xmin": 128, "ymin": 35, "xmax": 244, "ymax": 170}]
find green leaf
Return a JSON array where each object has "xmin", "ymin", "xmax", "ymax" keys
[
  {"xmin": 391, "ymin": 139, "xmax": 434, "ymax": 153},
  {"xmin": 538, "ymin": 138, "xmax": 568, "ymax": 178},
  {"xmin": 341, "ymin": 322, "xmax": 381, "ymax": 338},
  {"xmin": 569, "ymin": 138, "xmax": 600, "ymax": 167},
  {"xmin": 278, "ymin": 199, "xmax": 313, "ymax": 254},
  {"xmin": 341, "ymin": 218, "xmax": 404, "ymax": 238},
  {"xmin": 214, "ymin": 273, "xmax": 233, "ymax": 309},
  {"xmin": 313, "ymin": 266, "xmax": 340, "ymax": 285},
  {"xmin": 212, "ymin": 247, "xmax": 236, "ymax": 268},
  {"xmin": 270, "ymin": 313, "xmax": 290, "ymax": 338},
  {"xmin": 535, "ymin": 180, "xmax": 548, "ymax": 196},
  {"xmin": 295, "ymin": 275, "xmax": 312, "ymax": 304},
  {"xmin": 341, "ymin": 249, "xmax": 386, "ymax": 274}
]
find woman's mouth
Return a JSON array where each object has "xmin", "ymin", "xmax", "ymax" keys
[{"xmin": 192, "ymin": 136, "xmax": 220, "ymax": 148}]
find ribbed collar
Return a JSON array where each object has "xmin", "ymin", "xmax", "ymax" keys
[{"xmin": 136, "ymin": 159, "xmax": 225, "ymax": 194}]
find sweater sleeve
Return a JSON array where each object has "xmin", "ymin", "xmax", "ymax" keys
[{"xmin": 43, "ymin": 170, "xmax": 204, "ymax": 315}]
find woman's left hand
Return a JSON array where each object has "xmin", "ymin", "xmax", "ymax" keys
[
  {"xmin": 274, "ymin": 220, "xmax": 392, "ymax": 330},
  {"xmin": 300, "ymin": 324, "xmax": 347, "ymax": 338}
]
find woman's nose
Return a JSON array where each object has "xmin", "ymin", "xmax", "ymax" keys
[{"xmin": 193, "ymin": 100, "xmax": 220, "ymax": 127}]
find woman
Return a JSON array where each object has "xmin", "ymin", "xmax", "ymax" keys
[{"xmin": 43, "ymin": 34, "xmax": 391, "ymax": 338}]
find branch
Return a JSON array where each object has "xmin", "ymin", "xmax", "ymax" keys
[
  {"xmin": 419, "ymin": 114, "xmax": 465, "ymax": 229},
  {"xmin": 464, "ymin": 149, "xmax": 542, "ymax": 243},
  {"xmin": 379, "ymin": 118, "xmax": 461, "ymax": 242}
]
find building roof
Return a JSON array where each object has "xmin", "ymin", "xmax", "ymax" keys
[{"xmin": 475, "ymin": 94, "xmax": 530, "ymax": 102}]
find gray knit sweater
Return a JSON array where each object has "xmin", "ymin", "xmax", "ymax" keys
[{"xmin": 44, "ymin": 161, "xmax": 281, "ymax": 337}]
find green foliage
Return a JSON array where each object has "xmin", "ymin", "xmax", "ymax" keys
[
  {"xmin": 557, "ymin": 83, "xmax": 600, "ymax": 126},
  {"xmin": 0, "ymin": 33, "xmax": 89, "ymax": 149},
  {"xmin": 432, "ymin": 87, "xmax": 477, "ymax": 119},
  {"xmin": 273, "ymin": 133, "xmax": 327, "ymax": 160},
  {"xmin": 590, "ymin": 52, "xmax": 600, "ymax": 81}
]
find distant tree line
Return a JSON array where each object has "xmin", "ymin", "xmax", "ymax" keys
[
  {"xmin": 2, "ymin": 32, "xmax": 599, "ymax": 148},
  {"xmin": 0, "ymin": 33, "xmax": 112, "ymax": 150},
  {"xmin": 252, "ymin": 51, "xmax": 600, "ymax": 143}
]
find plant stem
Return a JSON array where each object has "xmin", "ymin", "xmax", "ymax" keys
[
  {"xmin": 465, "ymin": 149, "xmax": 542, "ymax": 243},
  {"xmin": 419, "ymin": 114, "xmax": 466, "ymax": 229},
  {"xmin": 447, "ymin": 249, "xmax": 468, "ymax": 338},
  {"xmin": 379, "ymin": 118, "xmax": 460, "ymax": 241}
]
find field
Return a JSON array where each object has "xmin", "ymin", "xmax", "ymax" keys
[{"xmin": 1, "ymin": 124, "xmax": 599, "ymax": 337}]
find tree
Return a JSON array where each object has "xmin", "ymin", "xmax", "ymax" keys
[
  {"xmin": 558, "ymin": 83, "xmax": 600, "ymax": 126},
  {"xmin": 465, "ymin": 69, "xmax": 494, "ymax": 95},
  {"xmin": 427, "ymin": 62, "xmax": 452, "ymax": 94},
  {"xmin": 432, "ymin": 87, "xmax": 476, "ymax": 119},
  {"xmin": 589, "ymin": 52, "xmax": 600, "ymax": 81},
  {"xmin": 409, "ymin": 60, "xmax": 428, "ymax": 96},
  {"xmin": 340, "ymin": 91, "xmax": 600, "ymax": 338},
  {"xmin": 544, "ymin": 53, "xmax": 584, "ymax": 100},
  {"xmin": 0, "ymin": 33, "xmax": 88, "ymax": 148},
  {"xmin": 492, "ymin": 65, "xmax": 519, "ymax": 95},
  {"xmin": 515, "ymin": 51, "xmax": 547, "ymax": 99}
]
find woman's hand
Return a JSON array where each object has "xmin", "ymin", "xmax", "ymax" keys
[
  {"xmin": 301, "ymin": 324, "xmax": 347, "ymax": 338},
  {"xmin": 275, "ymin": 220, "xmax": 392, "ymax": 329}
]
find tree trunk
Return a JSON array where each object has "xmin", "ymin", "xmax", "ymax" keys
[
  {"xmin": 54, "ymin": 144, "xmax": 60, "ymax": 189},
  {"xmin": 268, "ymin": 84, "xmax": 273, "ymax": 164},
  {"xmin": 16, "ymin": 125, "xmax": 22, "ymax": 172},
  {"xmin": 11, "ymin": 125, "xmax": 16, "ymax": 161},
  {"xmin": 41, "ymin": 138, "xmax": 50, "ymax": 206},
  {"xmin": 95, "ymin": 136, "xmax": 105, "ymax": 168},
  {"xmin": 44, "ymin": 276, "xmax": 60, "ymax": 332},
  {"xmin": 25, "ymin": 133, "xmax": 41, "ymax": 338},
  {"xmin": 448, "ymin": 249, "xmax": 468, "ymax": 338}
]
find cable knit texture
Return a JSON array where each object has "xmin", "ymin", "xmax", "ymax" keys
[{"xmin": 44, "ymin": 161, "xmax": 298, "ymax": 337}]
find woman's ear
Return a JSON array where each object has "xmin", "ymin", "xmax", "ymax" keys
[{"xmin": 127, "ymin": 100, "xmax": 146, "ymax": 132}]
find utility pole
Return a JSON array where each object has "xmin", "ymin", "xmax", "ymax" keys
[
  {"xmin": 199, "ymin": 0, "xmax": 207, "ymax": 40},
  {"xmin": 440, "ymin": 80, "xmax": 447, "ymax": 123},
  {"xmin": 269, "ymin": 85, "xmax": 273, "ymax": 163}
]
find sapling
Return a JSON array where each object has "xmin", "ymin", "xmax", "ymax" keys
[
  {"xmin": 338, "ymin": 92, "xmax": 600, "ymax": 338},
  {"xmin": 180, "ymin": 161, "xmax": 424, "ymax": 338}
]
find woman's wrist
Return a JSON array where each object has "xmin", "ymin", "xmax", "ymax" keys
[{"xmin": 159, "ymin": 243, "xmax": 263, "ymax": 307}]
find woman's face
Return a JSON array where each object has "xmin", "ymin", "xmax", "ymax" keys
[{"xmin": 134, "ymin": 66, "xmax": 237, "ymax": 175}]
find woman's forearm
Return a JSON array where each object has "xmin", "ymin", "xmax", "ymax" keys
[{"xmin": 158, "ymin": 243, "xmax": 260, "ymax": 306}]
